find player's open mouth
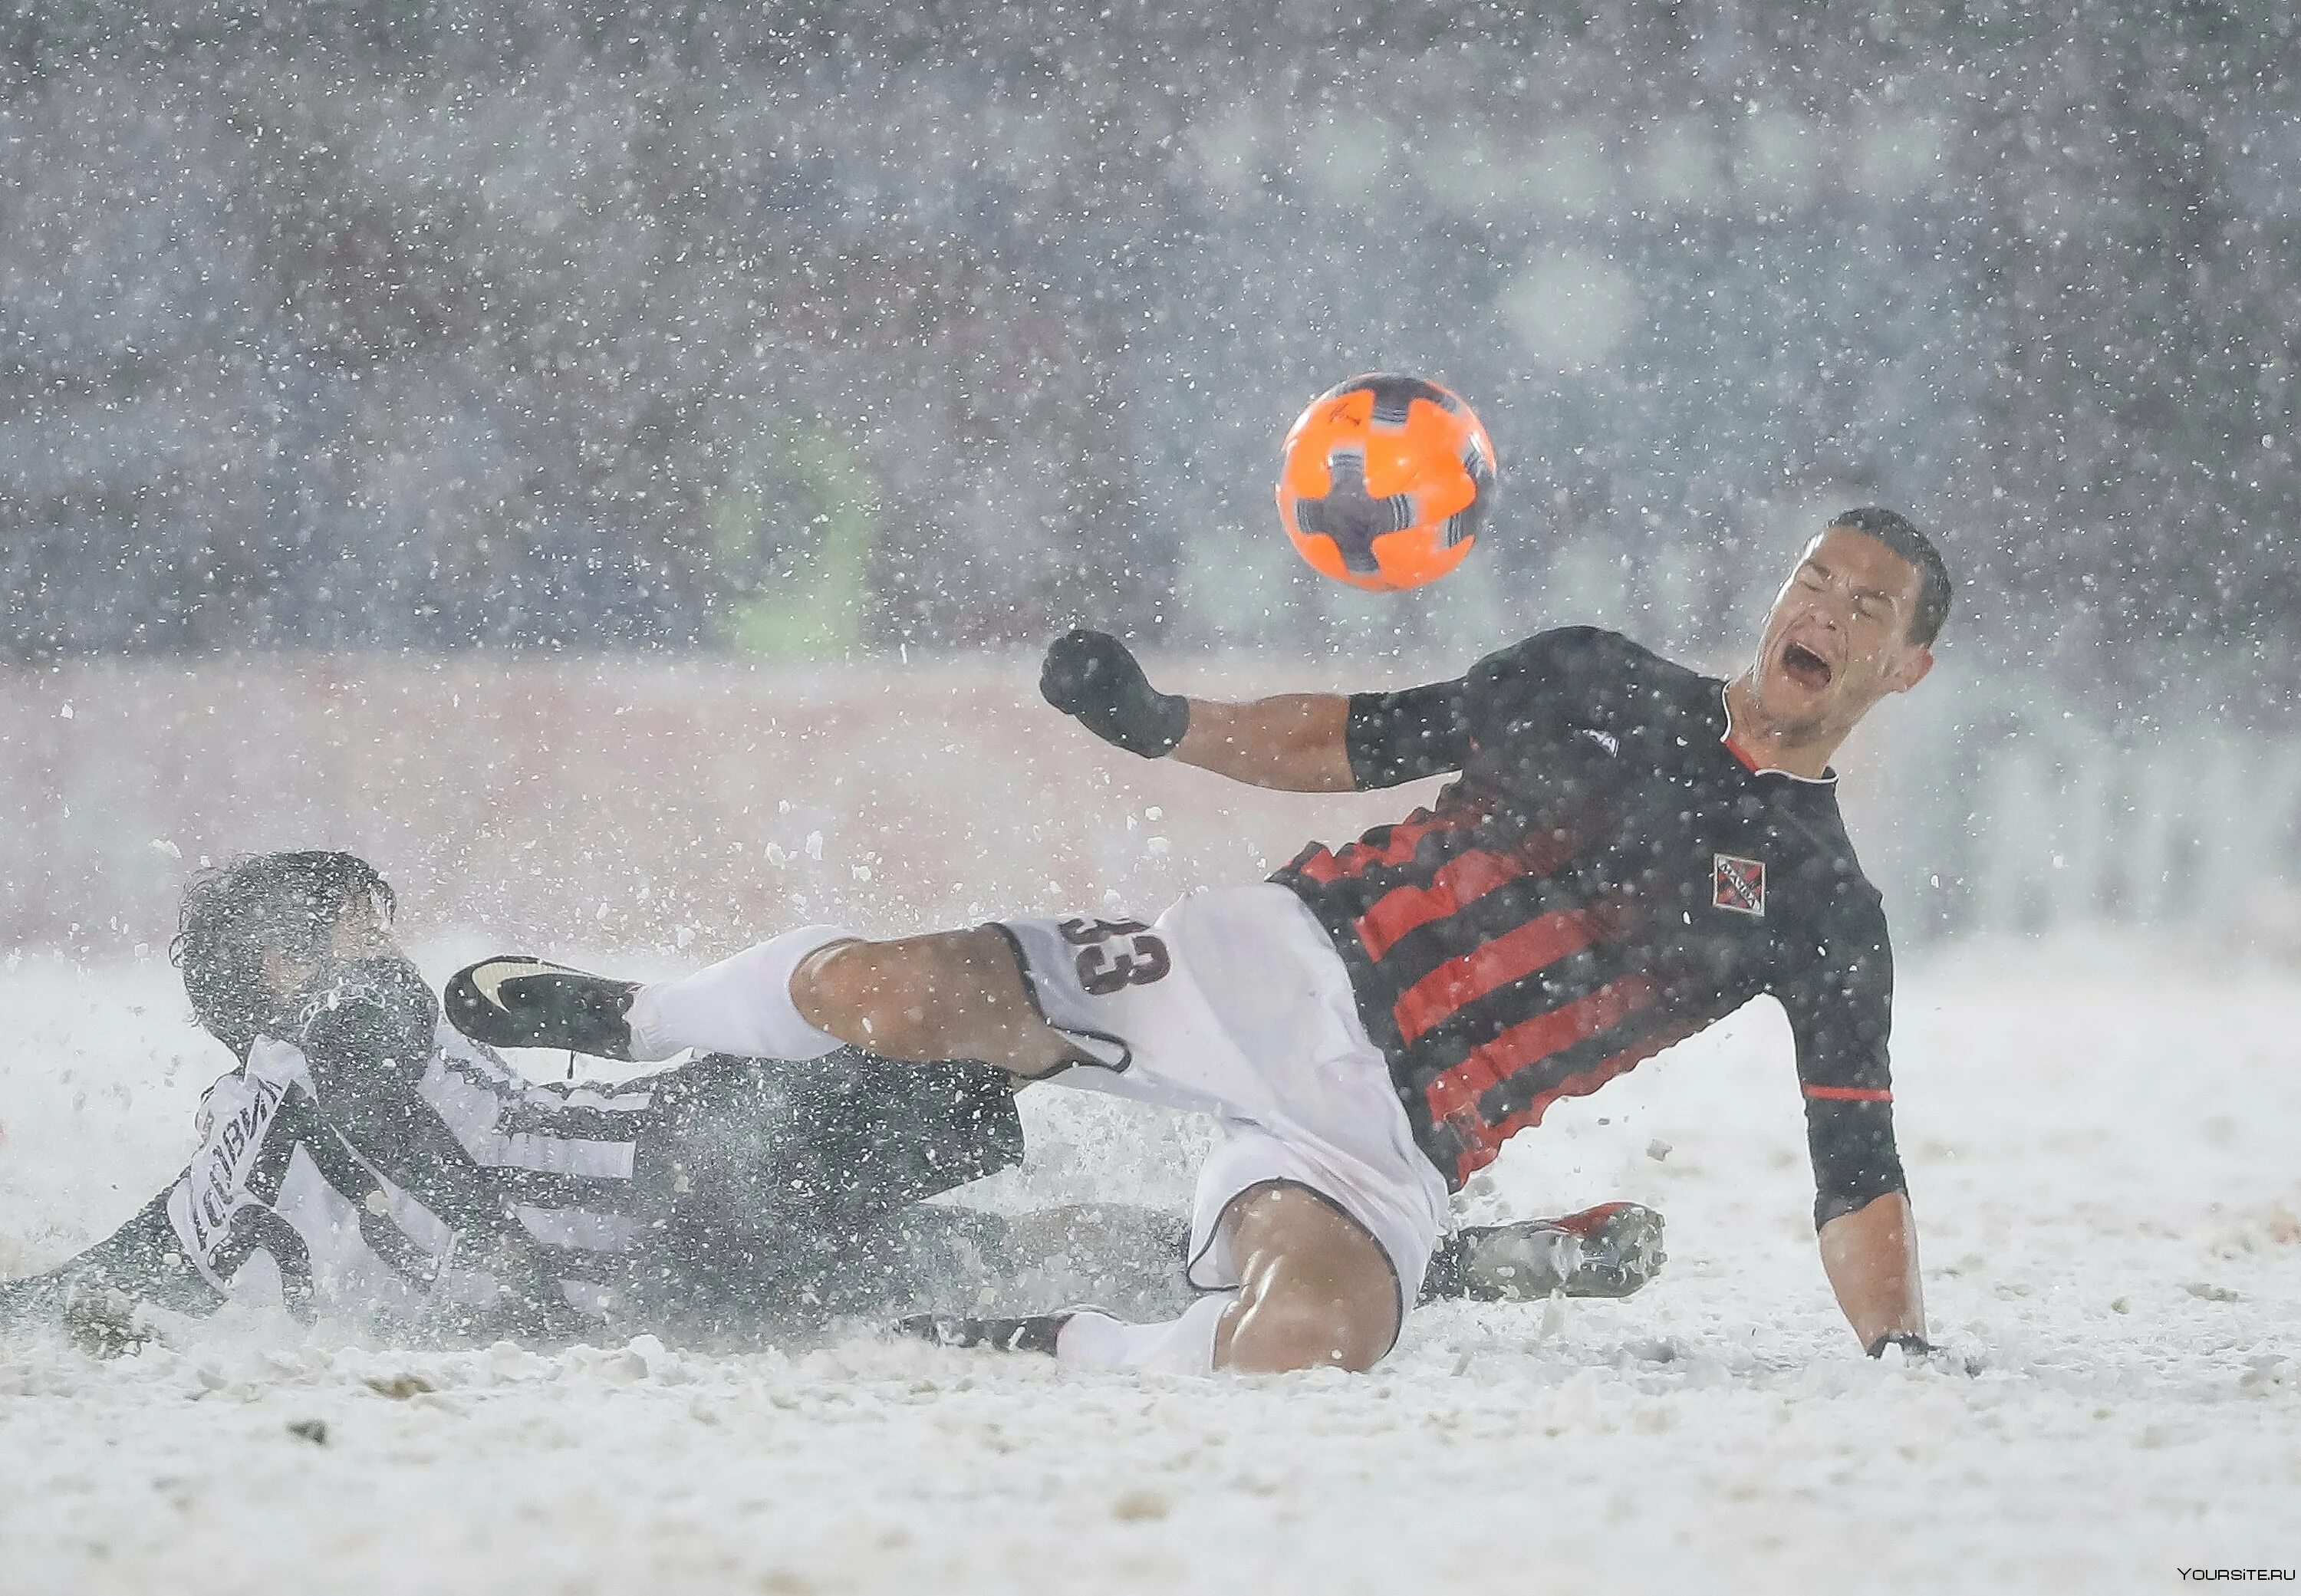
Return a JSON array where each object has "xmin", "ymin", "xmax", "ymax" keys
[{"xmin": 1780, "ymin": 641, "xmax": 1833, "ymax": 689}]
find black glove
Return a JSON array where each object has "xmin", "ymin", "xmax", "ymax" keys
[
  {"xmin": 1867, "ymin": 1331, "xmax": 1935, "ymax": 1359},
  {"xmin": 285, "ymin": 954, "xmax": 440, "ymax": 1094},
  {"xmin": 1039, "ymin": 629, "xmax": 1190, "ymax": 759}
]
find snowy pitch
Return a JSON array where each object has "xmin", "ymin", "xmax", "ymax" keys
[{"xmin": 2, "ymin": 939, "xmax": 2295, "ymax": 1594}]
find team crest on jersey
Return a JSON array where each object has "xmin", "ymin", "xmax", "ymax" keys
[{"xmin": 1713, "ymin": 854, "xmax": 1766, "ymax": 916}]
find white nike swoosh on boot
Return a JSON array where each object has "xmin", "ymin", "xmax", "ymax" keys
[{"xmin": 470, "ymin": 959, "xmax": 551, "ymax": 1011}]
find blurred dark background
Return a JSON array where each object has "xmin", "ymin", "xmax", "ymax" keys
[{"xmin": 2, "ymin": 2, "xmax": 2295, "ymax": 718}]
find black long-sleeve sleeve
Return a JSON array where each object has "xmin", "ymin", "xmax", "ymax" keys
[
  {"xmin": 1350, "ymin": 627, "xmax": 1662, "ymax": 792},
  {"xmin": 1345, "ymin": 680, "xmax": 1471, "ymax": 788},
  {"xmin": 0, "ymin": 1190, "xmax": 226, "ymax": 1326},
  {"xmin": 1776, "ymin": 888, "xmax": 1909, "ymax": 1229}
]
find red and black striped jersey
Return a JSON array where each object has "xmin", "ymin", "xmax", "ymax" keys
[{"xmin": 1270, "ymin": 627, "xmax": 1904, "ymax": 1226}]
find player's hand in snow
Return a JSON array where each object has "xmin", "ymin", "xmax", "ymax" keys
[
  {"xmin": 0, "ymin": 1275, "xmax": 41, "ymax": 1331},
  {"xmin": 1868, "ymin": 1330, "xmax": 1983, "ymax": 1377},
  {"xmin": 61, "ymin": 1281, "xmax": 147, "ymax": 1359},
  {"xmin": 1867, "ymin": 1331, "xmax": 1933, "ymax": 1358},
  {"xmin": 1040, "ymin": 629, "xmax": 1190, "ymax": 759}
]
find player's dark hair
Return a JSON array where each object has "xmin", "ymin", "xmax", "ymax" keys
[
  {"xmin": 1827, "ymin": 507, "xmax": 1952, "ymax": 647},
  {"xmin": 171, "ymin": 851, "xmax": 396, "ymax": 1057}
]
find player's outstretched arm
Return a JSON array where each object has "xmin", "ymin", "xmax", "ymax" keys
[
  {"xmin": 1817, "ymin": 1190, "xmax": 1927, "ymax": 1355},
  {"xmin": 0, "ymin": 1190, "xmax": 225, "ymax": 1331},
  {"xmin": 1041, "ymin": 629, "xmax": 1354, "ymax": 791},
  {"xmin": 1171, "ymin": 694, "xmax": 1353, "ymax": 791}
]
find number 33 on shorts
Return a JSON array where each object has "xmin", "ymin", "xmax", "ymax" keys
[{"xmin": 1058, "ymin": 918, "xmax": 1172, "ymax": 995}]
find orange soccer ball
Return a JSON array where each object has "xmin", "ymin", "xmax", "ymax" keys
[{"xmin": 1276, "ymin": 373, "xmax": 1499, "ymax": 592}]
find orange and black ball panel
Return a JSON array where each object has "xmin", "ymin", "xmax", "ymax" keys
[{"xmin": 1277, "ymin": 373, "xmax": 1498, "ymax": 592}]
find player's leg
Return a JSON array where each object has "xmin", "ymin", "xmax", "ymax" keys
[
  {"xmin": 953, "ymin": 1203, "xmax": 1194, "ymax": 1321},
  {"xmin": 1062, "ymin": 1193, "xmax": 1666, "ymax": 1369},
  {"xmin": 451, "ymin": 925, "xmax": 1091, "ymax": 1078},
  {"xmin": 640, "ymin": 1048, "xmax": 1025, "ymax": 1231},
  {"xmin": 604, "ymin": 1040, "xmax": 1031, "ymax": 1334},
  {"xmin": 911, "ymin": 1181, "xmax": 1404, "ymax": 1374},
  {"xmin": 842, "ymin": 1203, "xmax": 1195, "ymax": 1329},
  {"xmin": 904, "ymin": 887, "xmax": 1446, "ymax": 1374},
  {"xmin": 1208, "ymin": 1182, "xmax": 1399, "ymax": 1372},
  {"xmin": 886, "ymin": 1199, "xmax": 1663, "ymax": 1331},
  {"xmin": 789, "ymin": 929, "xmax": 1088, "ymax": 1077}
]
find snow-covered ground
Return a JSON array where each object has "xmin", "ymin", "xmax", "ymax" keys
[{"xmin": 2, "ymin": 936, "xmax": 2296, "ymax": 1594}]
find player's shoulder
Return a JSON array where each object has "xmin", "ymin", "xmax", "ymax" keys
[
  {"xmin": 1774, "ymin": 786, "xmax": 1879, "ymax": 882},
  {"xmin": 1792, "ymin": 818, "xmax": 1891, "ymax": 949},
  {"xmin": 1467, "ymin": 628, "xmax": 1715, "ymax": 733},
  {"xmin": 1474, "ymin": 627, "xmax": 1708, "ymax": 692},
  {"xmin": 193, "ymin": 1041, "xmax": 313, "ymax": 1136}
]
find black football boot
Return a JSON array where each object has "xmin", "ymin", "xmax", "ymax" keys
[
  {"xmin": 445, "ymin": 956, "xmax": 642, "ymax": 1060},
  {"xmin": 1423, "ymin": 1202, "xmax": 1667, "ymax": 1303}
]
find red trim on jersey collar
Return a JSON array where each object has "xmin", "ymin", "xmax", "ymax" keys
[{"xmin": 1717, "ymin": 683, "xmax": 1837, "ymax": 785}]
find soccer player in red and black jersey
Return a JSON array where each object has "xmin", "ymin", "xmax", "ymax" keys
[{"xmin": 453, "ymin": 508, "xmax": 1947, "ymax": 1376}]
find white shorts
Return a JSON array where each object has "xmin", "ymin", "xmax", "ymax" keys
[{"xmin": 993, "ymin": 883, "xmax": 1450, "ymax": 1329}]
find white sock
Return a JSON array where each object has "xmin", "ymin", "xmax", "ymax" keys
[
  {"xmin": 624, "ymin": 925, "xmax": 860, "ymax": 1061},
  {"xmin": 1054, "ymin": 1292, "xmax": 1236, "ymax": 1377}
]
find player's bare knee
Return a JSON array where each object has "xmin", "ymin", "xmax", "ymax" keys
[
  {"xmin": 795, "ymin": 933, "xmax": 1008, "ymax": 1058},
  {"xmin": 788, "ymin": 940, "xmax": 861, "ymax": 1041},
  {"xmin": 794, "ymin": 940, "xmax": 920, "ymax": 1053},
  {"xmin": 1225, "ymin": 1292, "xmax": 1386, "ymax": 1374}
]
